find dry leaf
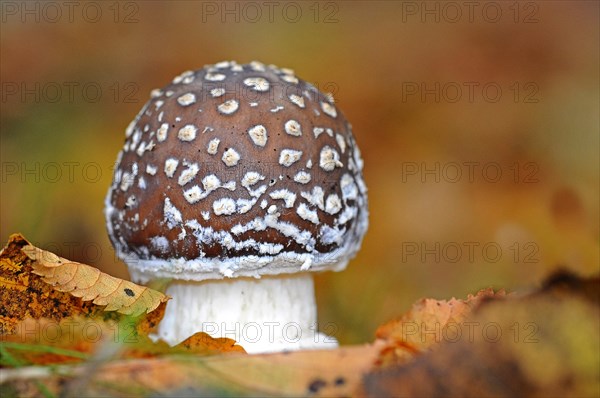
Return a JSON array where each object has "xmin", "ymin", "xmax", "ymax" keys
[
  {"xmin": 1, "ymin": 234, "xmax": 99, "ymax": 335},
  {"xmin": 21, "ymin": 244, "xmax": 167, "ymax": 317},
  {"xmin": 361, "ymin": 270, "xmax": 600, "ymax": 397},
  {"xmin": 374, "ymin": 287, "xmax": 505, "ymax": 366},
  {"xmin": 0, "ymin": 233, "xmax": 168, "ymax": 335},
  {"xmin": 177, "ymin": 332, "xmax": 246, "ymax": 354}
]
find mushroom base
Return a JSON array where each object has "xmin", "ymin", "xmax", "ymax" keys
[{"xmin": 156, "ymin": 274, "xmax": 338, "ymax": 354}]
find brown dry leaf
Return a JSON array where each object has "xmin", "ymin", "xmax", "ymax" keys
[
  {"xmin": 375, "ymin": 287, "xmax": 505, "ymax": 366},
  {"xmin": 361, "ymin": 270, "xmax": 600, "ymax": 397},
  {"xmin": 176, "ymin": 332, "xmax": 246, "ymax": 354},
  {"xmin": 21, "ymin": 243, "xmax": 167, "ymax": 317},
  {"xmin": 0, "ymin": 233, "xmax": 168, "ymax": 335},
  {"xmin": 1, "ymin": 234, "xmax": 99, "ymax": 335},
  {"xmin": 114, "ymin": 332, "xmax": 248, "ymax": 361}
]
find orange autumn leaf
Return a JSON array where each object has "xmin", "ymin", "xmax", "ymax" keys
[
  {"xmin": 361, "ymin": 271, "xmax": 600, "ymax": 398},
  {"xmin": 375, "ymin": 288, "xmax": 505, "ymax": 366},
  {"xmin": 177, "ymin": 332, "xmax": 246, "ymax": 354}
]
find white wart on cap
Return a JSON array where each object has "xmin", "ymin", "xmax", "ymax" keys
[{"xmin": 105, "ymin": 61, "xmax": 368, "ymax": 282}]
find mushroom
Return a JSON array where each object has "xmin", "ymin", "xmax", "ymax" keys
[{"xmin": 104, "ymin": 61, "xmax": 368, "ymax": 353}]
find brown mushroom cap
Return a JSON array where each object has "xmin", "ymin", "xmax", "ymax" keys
[{"xmin": 105, "ymin": 61, "xmax": 368, "ymax": 281}]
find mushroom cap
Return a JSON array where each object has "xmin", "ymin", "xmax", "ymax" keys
[{"xmin": 105, "ymin": 61, "xmax": 368, "ymax": 282}]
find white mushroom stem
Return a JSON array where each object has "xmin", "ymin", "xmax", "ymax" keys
[{"xmin": 156, "ymin": 274, "xmax": 338, "ymax": 354}]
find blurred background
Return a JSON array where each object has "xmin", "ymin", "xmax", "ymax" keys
[{"xmin": 1, "ymin": 1, "xmax": 598, "ymax": 344}]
